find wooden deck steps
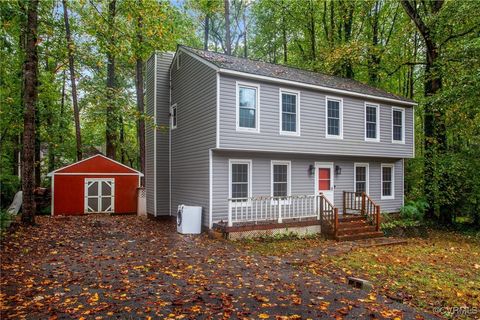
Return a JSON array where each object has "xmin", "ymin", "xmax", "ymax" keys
[{"xmin": 335, "ymin": 215, "xmax": 383, "ymax": 241}]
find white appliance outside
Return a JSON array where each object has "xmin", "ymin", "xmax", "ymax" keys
[{"xmin": 177, "ymin": 205, "xmax": 202, "ymax": 234}]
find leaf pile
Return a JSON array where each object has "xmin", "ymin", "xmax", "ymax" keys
[{"xmin": 1, "ymin": 215, "xmax": 434, "ymax": 319}]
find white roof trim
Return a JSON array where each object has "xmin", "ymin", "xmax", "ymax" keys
[
  {"xmin": 178, "ymin": 46, "xmax": 416, "ymax": 107},
  {"xmin": 177, "ymin": 47, "xmax": 220, "ymax": 71},
  {"xmin": 47, "ymin": 154, "xmax": 144, "ymax": 177},
  {"xmin": 219, "ymin": 69, "xmax": 416, "ymax": 106}
]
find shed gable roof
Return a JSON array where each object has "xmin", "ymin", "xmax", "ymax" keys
[
  {"xmin": 179, "ymin": 45, "xmax": 415, "ymax": 105},
  {"xmin": 48, "ymin": 154, "xmax": 143, "ymax": 176}
]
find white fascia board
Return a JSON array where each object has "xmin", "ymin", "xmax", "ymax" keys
[
  {"xmin": 47, "ymin": 154, "xmax": 144, "ymax": 177},
  {"xmin": 219, "ymin": 69, "xmax": 416, "ymax": 107},
  {"xmin": 179, "ymin": 46, "xmax": 415, "ymax": 107}
]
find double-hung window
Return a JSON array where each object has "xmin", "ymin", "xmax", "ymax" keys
[
  {"xmin": 280, "ymin": 90, "xmax": 300, "ymax": 135},
  {"xmin": 381, "ymin": 164, "xmax": 395, "ymax": 199},
  {"xmin": 392, "ymin": 107, "xmax": 405, "ymax": 143},
  {"xmin": 170, "ymin": 104, "xmax": 177, "ymax": 129},
  {"xmin": 326, "ymin": 97, "xmax": 343, "ymax": 138},
  {"xmin": 237, "ymin": 83, "xmax": 259, "ymax": 132},
  {"xmin": 229, "ymin": 160, "xmax": 251, "ymax": 200},
  {"xmin": 271, "ymin": 161, "xmax": 291, "ymax": 198},
  {"xmin": 365, "ymin": 103, "xmax": 379, "ymax": 141},
  {"xmin": 354, "ymin": 163, "xmax": 369, "ymax": 194}
]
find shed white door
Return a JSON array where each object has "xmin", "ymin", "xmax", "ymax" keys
[{"xmin": 84, "ymin": 178, "xmax": 115, "ymax": 213}]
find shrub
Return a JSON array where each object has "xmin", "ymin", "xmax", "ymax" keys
[
  {"xmin": 0, "ymin": 174, "xmax": 20, "ymax": 210},
  {"xmin": 0, "ymin": 210, "xmax": 14, "ymax": 236},
  {"xmin": 400, "ymin": 198, "xmax": 429, "ymax": 221}
]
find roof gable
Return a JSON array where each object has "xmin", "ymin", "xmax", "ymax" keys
[
  {"xmin": 178, "ymin": 45, "xmax": 415, "ymax": 106},
  {"xmin": 48, "ymin": 155, "xmax": 143, "ymax": 176}
]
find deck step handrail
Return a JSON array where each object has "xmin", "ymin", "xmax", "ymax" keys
[
  {"xmin": 363, "ymin": 193, "xmax": 381, "ymax": 231},
  {"xmin": 343, "ymin": 191, "xmax": 381, "ymax": 231},
  {"xmin": 318, "ymin": 193, "xmax": 338, "ymax": 237}
]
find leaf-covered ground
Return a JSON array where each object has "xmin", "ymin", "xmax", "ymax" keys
[
  {"xmin": 239, "ymin": 230, "xmax": 480, "ymax": 319},
  {"xmin": 1, "ymin": 215, "xmax": 436, "ymax": 319}
]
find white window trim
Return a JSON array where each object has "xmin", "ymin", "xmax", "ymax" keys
[
  {"xmin": 228, "ymin": 159, "xmax": 252, "ymax": 201},
  {"xmin": 381, "ymin": 163, "xmax": 395, "ymax": 200},
  {"xmin": 279, "ymin": 89, "xmax": 301, "ymax": 136},
  {"xmin": 354, "ymin": 163, "xmax": 369, "ymax": 194},
  {"xmin": 270, "ymin": 160, "xmax": 292, "ymax": 199},
  {"xmin": 364, "ymin": 102, "xmax": 380, "ymax": 142},
  {"xmin": 170, "ymin": 104, "xmax": 177, "ymax": 130},
  {"xmin": 325, "ymin": 96, "xmax": 343, "ymax": 139},
  {"xmin": 392, "ymin": 106, "xmax": 405, "ymax": 144},
  {"xmin": 236, "ymin": 81, "xmax": 260, "ymax": 133}
]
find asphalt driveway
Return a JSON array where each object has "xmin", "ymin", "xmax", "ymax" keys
[{"xmin": 0, "ymin": 215, "xmax": 436, "ymax": 319}]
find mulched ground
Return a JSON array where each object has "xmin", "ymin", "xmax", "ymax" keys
[{"xmin": 0, "ymin": 215, "xmax": 437, "ymax": 319}]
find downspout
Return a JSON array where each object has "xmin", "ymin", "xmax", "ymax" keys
[
  {"xmin": 153, "ymin": 53, "xmax": 157, "ymax": 216},
  {"xmin": 169, "ymin": 54, "xmax": 172, "ymax": 216}
]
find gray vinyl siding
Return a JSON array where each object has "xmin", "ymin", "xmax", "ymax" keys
[
  {"xmin": 156, "ymin": 53, "xmax": 174, "ymax": 215},
  {"xmin": 170, "ymin": 52, "xmax": 217, "ymax": 226},
  {"xmin": 211, "ymin": 151, "xmax": 403, "ymax": 223},
  {"xmin": 218, "ymin": 74, "xmax": 414, "ymax": 158},
  {"xmin": 145, "ymin": 52, "xmax": 173, "ymax": 216},
  {"xmin": 145, "ymin": 55, "xmax": 155, "ymax": 215}
]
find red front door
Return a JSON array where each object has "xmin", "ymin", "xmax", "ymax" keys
[{"xmin": 316, "ymin": 164, "xmax": 334, "ymax": 204}]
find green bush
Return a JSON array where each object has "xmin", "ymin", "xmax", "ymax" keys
[
  {"xmin": 400, "ymin": 199, "xmax": 429, "ymax": 221},
  {"xmin": 0, "ymin": 174, "xmax": 20, "ymax": 210},
  {"xmin": 0, "ymin": 210, "xmax": 14, "ymax": 236}
]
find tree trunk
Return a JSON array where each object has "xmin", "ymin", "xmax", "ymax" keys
[
  {"xmin": 243, "ymin": 8, "xmax": 247, "ymax": 58},
  {"xmin": 342, "ymin": 1, "xmax": 354, "ymax": 78},
  {"xmin": 281, "ymin": 0, "xmax": 287, "ymax": 63},
  {"xmin": 204, "ymin": 14, "xmax": 209, "ymax": 50},
  {"xmin": 60, "ymin": 69, "xmax": 66, "ymax": 144},
  {"xmin": 119, "ymin": 115, "xmax": 125, "ymax": 164},
  {"xmin": 62, "ymin": 0, "xmax": 82, "ymax": 161},
  {"xmin": 106, "ymin": 0, "xmax": 117, "ymax": 159},
  {"xmin": 135, "ymin": 10, "xmax": 145, "ymax": 185},
  {"xmin": 21, "ymin": 0, "xmax": 39, "ymax": 226},
  {"xmin": 401, "ymin": 0, "xmax": 445, "ymax": 220},
  {"xmin": 308, "ymin": 0, "xmax": 316, "ymax": 61},
  {"xmin": 224, "ymin": 0, "xmax": 231, "ymax": 55},
  {"xmin": 34, "ymin": 102, "xmax": 41, "ymax": 187},
  {"xmin": 368, "ymin": 0, "xmax": 380, "ymax": 85}
]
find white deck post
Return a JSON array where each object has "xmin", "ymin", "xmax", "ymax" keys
[
  {"xmin": 277, "ymin": 198, "xmax": 283, "ymax": 223},
  {"xmin": 228, "ymin": 200, "xmax": 233, "ymax": 227}
]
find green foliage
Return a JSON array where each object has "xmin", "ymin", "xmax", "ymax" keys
[
  {"xmin": 0, "ymin": 210, "xmax": 14, "ymax": 237},
  {"xmin": 0, "ymin": 174, "xmax": 20, "ymax": 210},
  {"xmin": 400, "ymin": 199, "xmax": 429, "ymax": 221}
]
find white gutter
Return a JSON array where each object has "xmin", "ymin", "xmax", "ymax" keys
[{"xmin": 219, "ymin": 69, "xmax": 417, "ymax": 107}]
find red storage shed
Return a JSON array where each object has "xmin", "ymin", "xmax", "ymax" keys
[{"xmin": 48, "ymin": 154, "xmax": 143, "ymax": 216}]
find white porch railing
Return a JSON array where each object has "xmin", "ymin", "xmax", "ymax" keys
[{"xmin": 227, "ymin": 195, "xmax": 320, "ymax": 227}]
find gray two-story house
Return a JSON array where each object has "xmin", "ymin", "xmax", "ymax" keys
[{"xmin": 145, "ymin": 45, "xmax": 415, "ymax": 240}]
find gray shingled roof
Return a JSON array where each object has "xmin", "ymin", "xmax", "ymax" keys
[{"xmin": 180, "ymin": 45, "xmax": 414, "ymax": 104}]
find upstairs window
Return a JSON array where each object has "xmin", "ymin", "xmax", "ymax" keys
[
  {"xmin": 170, "ymin": 104, "xmax": 177, "ymax": 129},
  {"xmin": 271, "ymin": 161, "xmax": 291, "ymax": 197},
  {"xmin": 392, "ymin": 107, "xmax": 405, "ymax": 143},
  {"xmin": 381, "ymin": 164, "xmax": 395, "ymax": 199},
  {"xmin": 230, "ymin": 160, "xmax": 251, "ymax": 200},
  {"xmin": 326, "ymin": 97, "xmax": 343, "ymax": 138},
  {"xmin": 280, "ymin": 90, "xmax": 300, "ymax": 135},
  {"xmin": 365, "ymin": 103, "xmax": 379, "ymax": 141},
  {"xmin": 237, "ymin": 83, "xmax": 259, "ymax": 132},
  {"xmin": 354, "ymin": 163, "xmax": 369, "ymax": 194}
]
